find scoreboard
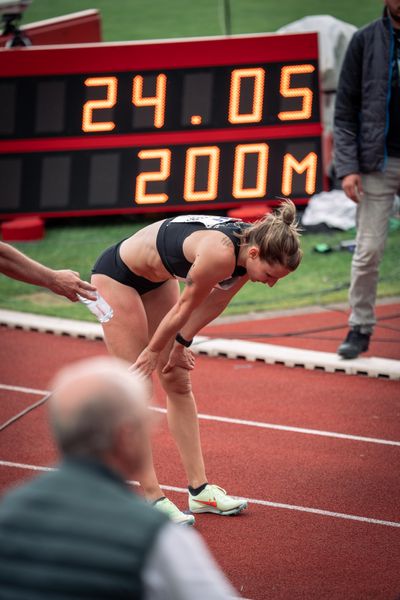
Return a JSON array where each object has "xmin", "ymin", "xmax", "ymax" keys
[{"xmin": 0, "ymin": 32, "xmax": 323, "ymax": 218}]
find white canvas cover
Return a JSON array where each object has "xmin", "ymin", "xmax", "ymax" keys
[{"xmin": 277, "ymin": 15, "xmax": 357, "ymax": 132}]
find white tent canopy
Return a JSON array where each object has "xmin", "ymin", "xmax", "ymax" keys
[{"xmin": 277, "ymin": 15, "xmax": 357, "ymax": 132}]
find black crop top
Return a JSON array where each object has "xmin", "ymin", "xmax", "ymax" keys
[{"xmin": 156, "ymin": 215, "xmax": 249, "ymax": 290}]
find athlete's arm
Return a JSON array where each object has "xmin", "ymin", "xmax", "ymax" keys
[
  {"xmin": 0, "ymin": 242, "xmax": 96, "ymax": 302},
  {"xmin": 180, "ymin": 276, "xmax": 248, "ymax": 340},
  {"xmin": 149, "ymin": 248, "xmax": 232, "ymax": 352},
  {"xmin": 133, "ymin": 243, "xmax": 234, "ymax": 375},
  {"xmin": 161, "ymin": 276, "xmax": 248, "ymax": 374}
]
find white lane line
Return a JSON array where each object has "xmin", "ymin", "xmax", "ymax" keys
[
  {"xmin": 151, "ymin": 407, "xmax": 400, "ymax": 447},
  {"xmin": 2, "ymin": 383, "xmax": 400, "ymax": 448},
  {"xmin": 1, "ymin": 460, "xmax": 399, "ymax": 529},
  {"xmin": 0, "ymin": 383, "xmax": 48, "ymax": 396}
]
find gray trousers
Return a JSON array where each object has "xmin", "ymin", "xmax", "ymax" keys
[{"xmin": 349, "ymin": 156, "xmax": 400, "ymax": 333}]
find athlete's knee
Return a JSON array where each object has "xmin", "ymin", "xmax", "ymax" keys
[{"xmin": 158, "ymin": 366, "xmax": 192, "ymax": 396}]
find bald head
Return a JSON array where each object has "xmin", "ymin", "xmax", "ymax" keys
[{"xmin": 49, "ymin": 357, "xmax": 150, "ymax": 463}]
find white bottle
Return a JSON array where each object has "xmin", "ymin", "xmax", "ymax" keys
[{"xmin": 78, "ymin": 292, "xmax": 114, "ymax": 323}]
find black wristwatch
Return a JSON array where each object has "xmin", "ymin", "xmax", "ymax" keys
[{"xmin": 175, "ymin": 333, "xmax": 193, "ymax": 347}]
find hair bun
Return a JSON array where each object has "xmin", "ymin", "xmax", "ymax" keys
[
  {"xmin": 239, "ymin": 197, "xmax": 302, "ymax": 271},
  {"xmin": 279, "ymin": 199, "xmax": 296, "ymax": 226}
]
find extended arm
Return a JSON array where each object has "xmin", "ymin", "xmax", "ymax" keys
[{"xmin": 0, "ymin": 242, "xmax": 96, "ymax": 302}]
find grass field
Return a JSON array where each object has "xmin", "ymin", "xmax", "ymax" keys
[
  {"xmin": 3, "ymin": 0, "xmax": 398, "ymax": 321},
  {"xmin": 25, "ymin": 0, "xmax": 382, "ymax": 40}
]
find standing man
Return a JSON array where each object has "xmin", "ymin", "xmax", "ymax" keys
[
  {"xmin": 0, "ymin": 357, "xmax": 237, "ymax": 600},
  {"xmin": 334, "ymin": 0, "xmax": 400, "ymax": 359}
]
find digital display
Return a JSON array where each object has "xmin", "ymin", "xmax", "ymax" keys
[
  {"xmin": 0, "ymin": 32, "xmax": 324, "ymax": 217},
  {"xmin": 0, "ymin": 138, "xmax": 322, "ymax": 211},
  {"xmin": 0, "ymin": 62, "xmax": 319, "ymax": 138}
]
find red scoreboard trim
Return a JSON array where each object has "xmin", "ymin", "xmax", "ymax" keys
[
  {"xmin": 0, "ymin": 124, "xmax": 322, "ymax": 154},
  {"xmin": 0, "ymin": 199, "xmax": 311, "ymax": 221},
  {"xmin": 0, "ymin": 31, "xmax": 318, "ymax": 76}
]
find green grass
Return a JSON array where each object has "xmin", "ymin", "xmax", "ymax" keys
[
  {"xmin": 1, "ymin": 221, "xmax": 399, "ymax": 321},
  {"xmin": 25, "ymin": 0, "xmax": 382, "ymax": 41}
]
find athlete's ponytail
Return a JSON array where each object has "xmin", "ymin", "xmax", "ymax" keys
[{"xmin": 239, "ymin": 199, "xmax": 302, "ymax": 271}]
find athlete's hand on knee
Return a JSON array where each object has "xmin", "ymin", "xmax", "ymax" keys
[
  {"xmin": 342, "ymin": 173, "xmax": 363, "ymax": 203},
  {"xmin": 132, "ymin": 347, "xmax": 160, "ymax": 377},
  {"xmin": 162, "ymin": 343, "xmax": 195, "ymax": 374}
]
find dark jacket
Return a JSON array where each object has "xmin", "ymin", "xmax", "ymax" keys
[
  {"xmin": 334, "ymin": 8, "xmax": 395, "ymax": 178},
  {"xmin": 0, "ymin": 458, "xmax": 167, "ymax": 599}
]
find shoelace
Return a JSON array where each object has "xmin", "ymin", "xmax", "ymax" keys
[{"xmin": 209, "ymin": 484, "xmax": 227, "ymax": 498}]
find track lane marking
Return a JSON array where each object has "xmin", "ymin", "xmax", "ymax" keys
[
  {"xmin": 151, "ymin": 407, "xmax": 400, "ymax": 447},
  {"xmin": 1, "ymin": 460, "xmax": 399, "ymax": 529},
  {"xmin": 0, "ymin": 384, "xmax": 48, "ymax": 395},
  {"xmin": 1, "ymin": 383, "xmax": 400, "ymax": 448}
]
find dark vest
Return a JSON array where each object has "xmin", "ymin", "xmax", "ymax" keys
[{"xmin": 0, "ymin": 458, "xmax": 167, "ymax": 599}]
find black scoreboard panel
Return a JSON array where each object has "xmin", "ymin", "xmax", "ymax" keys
[
  {"xmin": 0, "ymin": 33, "xmax": 324, "ymax": 217},
  {"xmin": 0, "ymin": 61, "xmax": 319, "ymax": 138},
  {"xmin": 0, "ymin": 138, "xmax": 322, "ymax": 212}
]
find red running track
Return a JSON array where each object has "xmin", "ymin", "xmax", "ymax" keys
[
  {"xmin": 0, "ymin": 326, "xmax": 400, "ymax": 600},
  {"xmin": 204, "ymin": 302, "xmax": 400, "ymax": 360}
]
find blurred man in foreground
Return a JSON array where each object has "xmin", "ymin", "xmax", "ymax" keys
[{"xmin": 0, "ymin": 357, "xmax": 237, "ymax": 599}]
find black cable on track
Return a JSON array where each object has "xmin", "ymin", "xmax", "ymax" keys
[{"xmin": 0, "ymin": 393, "xmax": 50, "ymax": 432}]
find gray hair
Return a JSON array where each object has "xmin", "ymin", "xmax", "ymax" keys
[{"xmin": 49, "ymin": 357, "xmax": 149, "ymax": 459}]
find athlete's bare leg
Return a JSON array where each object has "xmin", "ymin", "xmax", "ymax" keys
[
  {"xmin": 142, "ymin": 280, "xmax": 207, "ymax": 489},
  {"xmin": 91, "ymin": 273, "xmax": 164, "ymax": 501}
]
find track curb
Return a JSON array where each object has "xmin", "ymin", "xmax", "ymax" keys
[{"xmin": 1, "ymin": 309, "xmax": 399, "ymax": 380}]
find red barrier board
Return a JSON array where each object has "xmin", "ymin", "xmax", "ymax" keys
[{"xmin": 0, "ymin": 9, "xmax": 101, "ymax": 48}]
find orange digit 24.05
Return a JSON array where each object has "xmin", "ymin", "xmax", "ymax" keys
[
  {"xmin": 278, "ymin": 64, "xmax": 315, "ymax": 121},
  {"xmin": 82, "ymin": 77, "xmax": 118, "ymax": 132},
  {"xmin": 228, "ymin": 68, "xmax": 265, "ymax": 124},
  {"xmin": 132, "ymin": 74, "xmax": 167, "ymax": 129}
]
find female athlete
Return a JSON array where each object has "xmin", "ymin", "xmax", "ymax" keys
[{"xmin": 91, "ymin": 200, "xmax": 302, "ymax": 525}]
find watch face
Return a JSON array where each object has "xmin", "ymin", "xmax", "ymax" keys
[{"xmin": 0, "ymin": 33, "xmax": 324, "ymax": 217}]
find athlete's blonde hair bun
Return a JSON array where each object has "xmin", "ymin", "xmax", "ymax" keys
[
  {"xmin": 237, "ymin": 198, "xmax": 302, "ymax": 271},
  {"xmin": 278, "ymin": 199, "xmax": 297, "ymax": 226}
]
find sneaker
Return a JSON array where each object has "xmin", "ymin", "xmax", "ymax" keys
[
  {"xmin": 337, "ymin": 327, "xmax": 371, "ymax": 359},
  {"xmin": 153, "ymin": 497, "xmax": 195, "ymax": 526},
  {"xmin": 189, "ymin": 484, "xmax": 248, "ymax": 516}
]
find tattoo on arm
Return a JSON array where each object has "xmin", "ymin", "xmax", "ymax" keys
[
  {"xmin": 220, "ymin": 236, "xmax": 233, "ymax": 248},
  {"xmin": 185, "ymin": 273, "xmax": 194, "ymax": 287}
]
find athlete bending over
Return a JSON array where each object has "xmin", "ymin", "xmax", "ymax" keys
[{"xmin": 91, "ymin": 200, "xmax": 302, "ymax": 524}]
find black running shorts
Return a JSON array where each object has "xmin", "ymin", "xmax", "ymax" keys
[{"xmin": 92, "ymin": 241, "xmax": 167, "ymax": 296}]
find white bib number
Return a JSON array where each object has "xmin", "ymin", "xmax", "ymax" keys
[{"xmin": 171, "ymin": 215, "xmax": 237, "ymax": 229}]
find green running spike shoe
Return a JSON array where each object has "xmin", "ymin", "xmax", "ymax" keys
[
  {"xmin": 189, "ymin": 484, "xmax": 248, "ymax": 515},
  {"xmin": 154, "ymin": 497, "xmax": 195, "ymax": 525}
]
